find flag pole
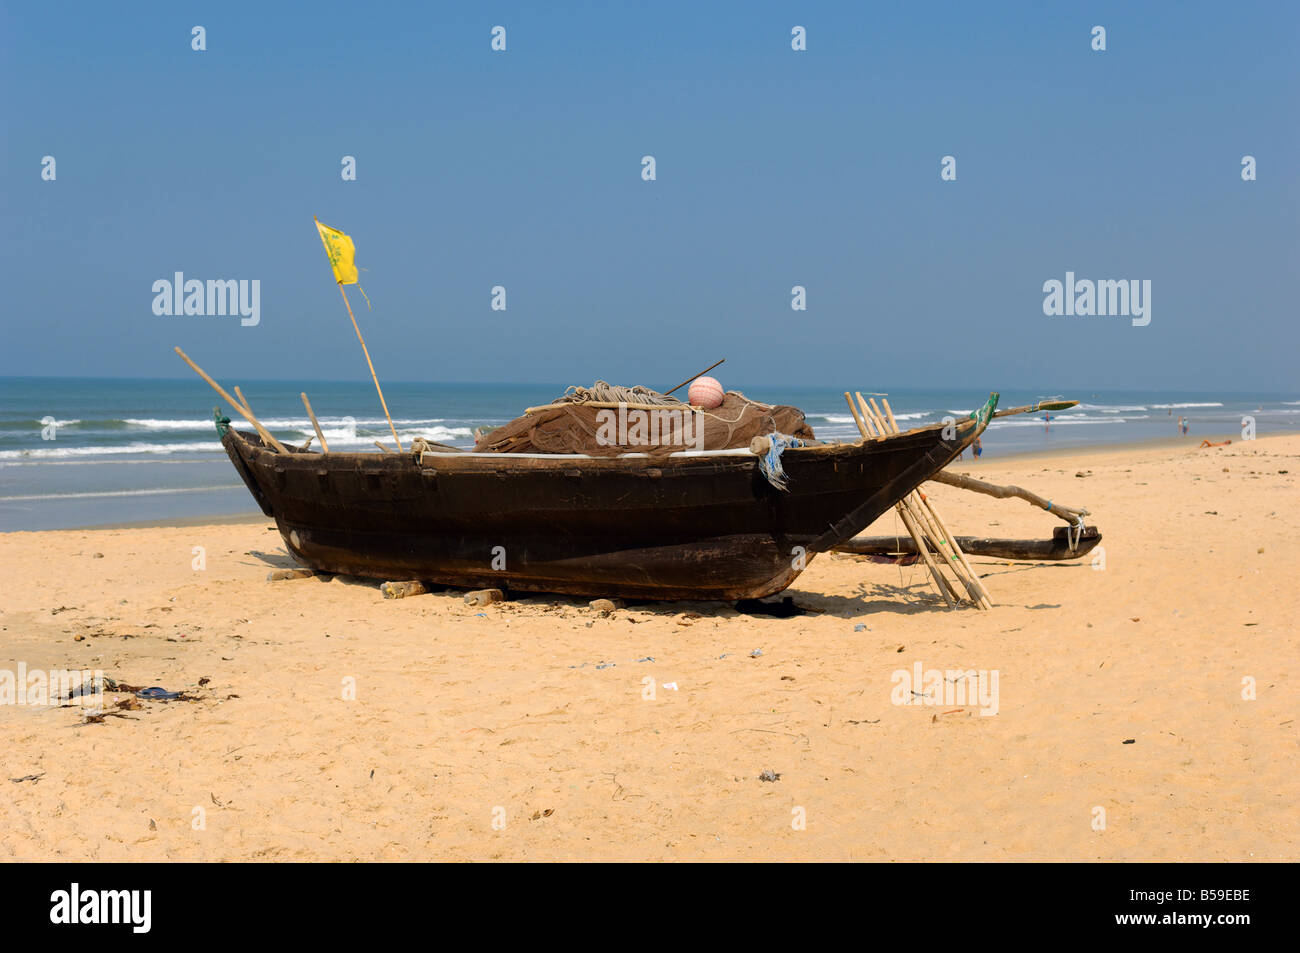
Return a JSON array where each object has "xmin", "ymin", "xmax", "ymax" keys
[
  {"xmin": 314, "ymin": 215, "xmax": 402, "ymax": 453},
  {"xmin": 339, "ymin": 283, "xmax": 402, "ymax": 452}
]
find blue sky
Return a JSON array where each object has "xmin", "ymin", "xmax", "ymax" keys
[{"xmin": 2, "ymin": 1, "xmax": 1296, "ymax": 391}]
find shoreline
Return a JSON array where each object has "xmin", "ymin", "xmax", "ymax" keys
[{"xmin": 9, "ymin": 428, "xmax": 1292, "ymax": 535}]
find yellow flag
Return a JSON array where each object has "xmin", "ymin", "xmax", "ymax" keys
[{"xmin": 314, "ymin": 218, "xmax": 358, "ymax": 285}]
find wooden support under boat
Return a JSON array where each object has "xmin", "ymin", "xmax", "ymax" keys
[
  {"xmin": 834, "ymin": 525, "xmax": 1103, "ymax": 562},
  {"xmin": 381, "ymin": 580, "xmax": 430, "ymax": 599},
  {"xmin": 267, "ymin": 568, "xmax": 315, "ymax": 582}
]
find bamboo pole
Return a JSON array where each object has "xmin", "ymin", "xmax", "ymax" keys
[
  {"xmin": 664, "ymin": 359, "xmax": 725, "ymax": 397},
  {"xmin": 234, "ymin": 386, "xmax": 291, "ymax": 454},
  {"xmin": 859, "ymin": 394, "xmax": 980, "ymax": 607},
  {"xmin": 896, "ymin": 504, "xmax": 960, "ymax": 606},
  {"xmin": 913, "ymin": 488, "xmax": 991, "ymax": 608},
  {"xmin": 867, "ymin": 397, "xmax": 887, "ymax": 431},
  {"xmin": 173, "ymin": 347, "xmax": 289, "ymax": 453},
  {"xmin": 883, "ymin": 396, "xmax": 990, "ymax": 604},
  {"xmin": 843, "ymin": 392, "xmax": 871, "ymax": 440},
  {"xmin": 918, "ymin": 489, "xmax": 993, "ymax": 607},
  {"xmin": 861, "ymin": 398, "xmax": 967, "ymax": 600},
  {"xmin": 340, "ymin": 285, "xmax": 403, "ymax": 452},
  {"xmin": 237, "ymin": 384, "xmax": 312, "ymax": 456},
  {"xmin": 301, "ymin": 393, "xmax": 329, "ymax": 452},
  {"xmin": 854, "ymin": 393, "xmax": 878, "ymax": 435},
  {"xmin": 875, "ymin": 397, "xmax": 990, "ymax": 608},
  {"xmin": 881, "ymin": 398, "xmax": 901, "ymax": 434},
  {"xmin": 845, "ymin": 393, "xmax": 955, "ymax": 607}
]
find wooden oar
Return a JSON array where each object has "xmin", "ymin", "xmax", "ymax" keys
[
  {"xmin": 173, "ymin": 347, "xmax": 288, "ymax": 453},
  {"xmin": 992, "ymin": 399, "xmax": 1077, "ymax": 419}
]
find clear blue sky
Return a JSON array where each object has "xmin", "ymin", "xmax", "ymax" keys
[{"xmin": 2, "ymin": 0, "xmax": 1296, "ymax": 391}]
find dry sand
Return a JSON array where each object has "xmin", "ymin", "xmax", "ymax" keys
[{"xmin": 2, "ymin": 435, "xmax": 1296, "ymax": 861}]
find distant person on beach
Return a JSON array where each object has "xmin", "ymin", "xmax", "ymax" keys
[
  {"xmin": 973, "ymin": 436, "xmax": 983, "ymax": 458},
  {"xmin": 1182, "ymin": 418, "xmax": 1189, "ymax": 435},
  {"xmin": 1043, "ymin": 412, "xmax": 1051, "ymax": 432}
]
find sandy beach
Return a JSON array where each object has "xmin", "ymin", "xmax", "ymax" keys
[{"xmin": 2, "ymin": 434, "xmax": 1296, "ymax": 862}]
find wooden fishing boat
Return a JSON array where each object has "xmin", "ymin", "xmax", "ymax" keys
[{"xmin": 217, "ymin": 394, "xmax": 999, "ymax": 601}]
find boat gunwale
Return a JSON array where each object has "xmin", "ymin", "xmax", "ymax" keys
[{"xmin": 226, "ymin": 416, "xmax": 977, "ymax": 474}]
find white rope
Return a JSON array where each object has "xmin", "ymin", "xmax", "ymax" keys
[{"xmin": 557, "ymin": 381, "xmax": 684, "ymax": 407}]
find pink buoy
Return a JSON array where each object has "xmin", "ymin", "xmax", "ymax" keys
[{"xmin": 688, "ymin": 376, "xmax": 725, "ymax": 409}]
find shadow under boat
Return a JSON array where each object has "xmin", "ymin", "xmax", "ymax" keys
[{"xmin": 218, "ymin": 395, "xmax": 998, "ymax": 601}]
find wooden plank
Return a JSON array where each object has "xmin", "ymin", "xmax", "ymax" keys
[
  {"xmin": 834, "ymin": 526, "xmax": 1103, "ymax": 561},
  {"xmin": 464, "ymin": 588, "xmax": 505, "ymax": 606},
  {"xmin": 381, "ymin": 580, "xmax": 430, "ymax": 599},
  {"xmin": 267, "ymin": 568, "xmax": 315, "ymax": 582}
]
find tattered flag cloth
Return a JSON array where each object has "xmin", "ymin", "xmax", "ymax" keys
[{"xmin": 315, "ymin": 218, "xmax": 359, "ymax": 285}]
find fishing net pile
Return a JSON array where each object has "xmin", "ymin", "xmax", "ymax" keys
[{"xmin": 473, "ymin": 380, "xmax": 815, "ymax": 456}]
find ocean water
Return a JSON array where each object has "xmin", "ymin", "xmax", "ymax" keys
[{"xmin": 2, "ymin": 376, "xmax": 1297, "ymax": 531}]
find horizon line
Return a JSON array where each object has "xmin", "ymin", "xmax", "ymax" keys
[{"xmin": 0, "ymin": 373, "xmax": 1297, "ymax": 398}]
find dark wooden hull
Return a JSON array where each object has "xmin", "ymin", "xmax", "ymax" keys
[
  {"xmin": 834, "ymin": 525, "xmax": 1103, "ymax": 562},
  {"xmin": 221, "ymin": 414, "xmax": 986, "ymax": 600}
]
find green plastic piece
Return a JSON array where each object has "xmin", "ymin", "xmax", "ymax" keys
[{"xmin": 971, "ymin": 392, "xmax": 1000, "ymax": 434}]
